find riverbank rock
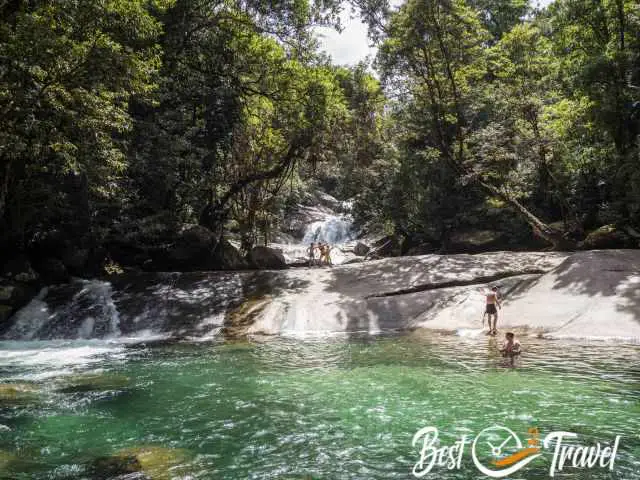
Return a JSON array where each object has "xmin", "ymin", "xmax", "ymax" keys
[
  {"xmin": 0, "ymin": 305, "xmax": 12, "ymax": 324},
  {"xmin": 106, "ymin": 216, "xmax": 240, "ymax": 272},
  {"xmin": 161, "ymin": 224, "xmax": 217, "ymax": 270},
  {"xmin": 353, "ymin": 242, "xmax": 370, "ymax": 256},
  {"xmin": 0, "ymin": 280, "xmax": 37, "ymax": 328},
  {"xmin": 247, "ymin": 246, "xmax": 287, "ymax": 269},
  {"xmin": 499, "ymin": 250, "xmax": 640, "ymax": 339},
  {"xmin": 368, "ymin": 235, "xmax": 402, "ymax": 258},
  {"xmin": 579, "ymin": 224, "xmax": 637, "ymax": 249},
  {"xmin": 212, "ymin": 239, "xmax": 249, "ymax": 270},
  {"xmin": 62, "ymin": 248, "xmax": 90, "ymax": 274},
  {"xmin": 2, "ymin": 255, "xmax": 38, "ymax": 283},
  {"xmin": 448, "ymin": 229, "xmax": 508, "ymax": 253},
  {"xmin": 37, "ymin": 258, "xmax": 69, "ymax": 283}
]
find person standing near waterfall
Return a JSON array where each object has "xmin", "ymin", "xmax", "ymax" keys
[
  {"xmin": 324, "ymin": 243, "xmax": 333, "ymax": 266},
  {"xmin": 318, "ymin": 242, "xmax": 327, "ymax": 265},
  {"xmin": 484, "ymin": 286, "xmax": 501, "ymax": 335},
  {"xmin": 308, "ymin": 242, "xmax": 317, "ymax": 267}
]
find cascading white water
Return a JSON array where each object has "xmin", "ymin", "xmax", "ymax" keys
[
  {"xmin": 3, "ymin": 272, "xmax": 244, "ymax": 341},
  {"xmin": 80, "ymin": 280, "xmax": 121, "ymax": 339},
  {"xmin": 302, "ymin": 215, "xmax": 353, "ymax": 245},
  {"xmin": 3, "ymin": 280, "xmax": 121, "ymax": 340},
  {"xmin": 3, "ymin": 288, "xmax": 50, "ymax": 340}
]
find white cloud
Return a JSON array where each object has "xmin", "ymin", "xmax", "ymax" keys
[{"xmin": 315, "ymin": 10, "xmax": 375, "ymax": 66}]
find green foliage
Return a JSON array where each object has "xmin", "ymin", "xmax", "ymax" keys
[
  {"xmin": 1, "ymin": 0, "xmax": 171, "ymax": 240},
  {"xmin": 2, "ymin": 0, "xmax": 639, "ymax": 261},
  {"xmin": 358, "ymin": 0, "xmax": 640, "ymax": 248}
]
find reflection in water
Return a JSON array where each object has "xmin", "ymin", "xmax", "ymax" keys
[{"xmin": 0, "ymin": 334, "xmax": 638, "ymax": 479}]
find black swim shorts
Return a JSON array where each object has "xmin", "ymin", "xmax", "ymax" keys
[{"xmin": 485, "ymin": 304, "xmax": 497, "ymax": 315}]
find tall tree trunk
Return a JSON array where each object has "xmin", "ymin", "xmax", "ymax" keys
[{"xmin": 477, "ymin": 179, "xmax": 576, "ymax": 250}]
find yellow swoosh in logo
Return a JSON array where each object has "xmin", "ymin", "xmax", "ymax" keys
[
  {"xmin": 472, "ymin": 426, "xmax": 543, "ymax": 478},
  {"xmin": 492, "ymin": 446, "xmax": 541, "ymax": 467}
]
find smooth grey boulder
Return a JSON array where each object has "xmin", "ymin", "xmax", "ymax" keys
[
  {"xmin": 213, "ymin": 239, "xmax": 249, "ymax": 270},
  {"xmin": 247, "ymin": 246, "xmax": 288, "ymax": 270},
  {"xmin": 353, "ymin": 242, "xmax": 370, "ymax": 256}
]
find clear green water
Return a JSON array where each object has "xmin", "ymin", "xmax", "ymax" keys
[{"xmin": 0, "ymin": 333, "xmax": 639, "ymax": 479}]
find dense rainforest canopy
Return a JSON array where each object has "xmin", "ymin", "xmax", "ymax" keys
[{"xmin": 0, "ymin": 0, "xmax": 639, "ymax": 274}]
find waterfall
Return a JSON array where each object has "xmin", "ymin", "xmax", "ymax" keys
[
  {"xmin": 3, "ymin": 280, "xmax": 121, "ymax": 341},
  {"xmin": 2, "ymin": 272, "xmax": 244, "ymax": 341},
  {"xmin": 3, "ymin": 288, "xmax": 50, "ymax": 340},
  {"xmin": 302, "ymin": 215, "xmax": 353, "ymax": 245}
]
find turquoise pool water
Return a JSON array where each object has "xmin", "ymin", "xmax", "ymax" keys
[{"xmin": 0, "ymin": 332, "xmax": 638, "ymax": 479}]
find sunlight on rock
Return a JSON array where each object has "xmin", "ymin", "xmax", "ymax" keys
[
  {"xmin": 224, "ymin": 296, "xmax": 273, "ymax": 338},
  {"xmin": 93, "ymin": 446, "xmax": 191, "ymax": 480}
]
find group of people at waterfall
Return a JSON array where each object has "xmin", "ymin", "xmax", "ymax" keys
[
  {"xmin": 308, "ymin": 242, "xmax": 332, "ymax": 267},
  {"xmin": 484, "ymin": 285, "xmax": 521, "ymax": 365}
]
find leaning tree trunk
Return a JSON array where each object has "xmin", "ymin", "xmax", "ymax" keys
[{"xmin": 477, "ymin": 179, "xmax": 576, "ymax": 250}]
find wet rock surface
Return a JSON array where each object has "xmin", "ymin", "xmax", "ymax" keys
[{"xmin": 3, "ymin": 250, "xmax": 640, "ymax": 342}]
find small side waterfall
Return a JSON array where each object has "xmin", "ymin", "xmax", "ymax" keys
[
  {"xmin": 2, "ymin": 272, "xmax": 246, "ymax": 341},
  {"xmin": 3, "ymin": 288, "xmax": 50, "ymax": 340},
  {"xmin": 4, "ymin": 280, "xmax": 121, "ymax": 340}
]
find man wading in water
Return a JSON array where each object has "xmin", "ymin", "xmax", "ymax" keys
[{"xmin": 484, "ymin": 286, "xmax": 501, "ymax": 335}]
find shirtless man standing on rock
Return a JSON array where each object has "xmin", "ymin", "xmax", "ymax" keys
[{"xmin": 485, "ymin": 286, "xmax": 501, "ymax": 335}]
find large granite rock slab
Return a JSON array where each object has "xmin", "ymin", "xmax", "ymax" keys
[
  {"xmin": 6, "ymin": 250, "xmax": 640, "ymax": 342},
  {"xmin": 413, "ymin": 250, "xmax": 640, "ymax": 341}
]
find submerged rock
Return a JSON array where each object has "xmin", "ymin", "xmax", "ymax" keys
[
  {"xmin": 90, "ymin": 455, "xmax": 144, "ymax": 480},
  {"xmin": 579, "ymin": 224, "xmax": 637, "ymax": 249},
  {"xmin": 103, "ymin": 446, "xmax": 190, "ymax": 480},
  {"xmin": 0, "ymin": 450, "xmax": 17, "ymax": 471},
  {"xmin": 0, "ymin": 383, "xmax": 39, "ymax": 406},
  {"xmin": 55, "ymin": 373, "xmax": 131, "ymax": 394}
]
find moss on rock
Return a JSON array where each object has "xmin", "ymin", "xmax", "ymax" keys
[
  {"xmin": 55, "ymin": 373, "xmax": 131, "ymax": 394},
  {"xmin": 0, "ymin": 383, "xmax": 39, "ymax": 406},
  {"xmin": 112, "ymin": 446, "xmax": 190, "ymax": 480}
]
